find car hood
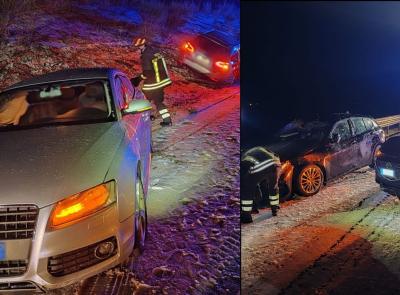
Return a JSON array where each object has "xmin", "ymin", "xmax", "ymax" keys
[
  {"xmin": 382, "ymin": 136, "xmax": 400, "ymax": 159},
  {"xmin": 0, "ymin": 122, "xmax": 125, "ymax": 208},
  {"xmin": 266, "ymin": 132, "xmax": 325, "ymax": 161}
]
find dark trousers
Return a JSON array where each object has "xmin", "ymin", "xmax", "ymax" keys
[
  {"xmin": 143, "ymin": 88, "xmax": 166, "ymax": 112},
  {"xmin": 241, "ymin": 166, "xmax": 280, "ymax": 219}
]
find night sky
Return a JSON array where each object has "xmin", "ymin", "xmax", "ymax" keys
[{"xmin": 242, "ymin": 1, "xmax": 400, "ymax": 148}]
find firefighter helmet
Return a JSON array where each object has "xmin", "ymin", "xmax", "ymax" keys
[{"xmin": 133, "ymin": 37, "xmax": 146, "ymax": 47}]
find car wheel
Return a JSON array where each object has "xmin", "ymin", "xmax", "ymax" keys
[
  {"xmin": 370, "ymin": 144, "xmax": 382, "ymax": 168},
  {"xmin": 133, "ymin": 170, "xmax": 147, "ymax": 255},
  {"xmin": 296, "ymin": 164, "xmax": 323, "ymax": 196}
]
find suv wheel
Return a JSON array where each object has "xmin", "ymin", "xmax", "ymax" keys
[{"xmin": 296, "ymin": 164, "xmax": 323, "ymax": 196}]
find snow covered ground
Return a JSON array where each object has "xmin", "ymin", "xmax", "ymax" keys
[
  {"xmin": 75, "ymin": 90, "xmax": 240, "ymax": 295},
  {"xmin": 242, "ymin": 167, "xmax": 400, "ymax": 295}
]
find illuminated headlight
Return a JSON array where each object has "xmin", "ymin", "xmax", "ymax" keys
[
  {"xmin": 381, "ymin": 168, "xmax": 395, "ymax": 178},
  {"xmin": 49, "ymin": 181, "xmax": 115, "ymax": 229}
]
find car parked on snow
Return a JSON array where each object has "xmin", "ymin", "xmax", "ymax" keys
[
  {"xmin": 266, "ymin": 115, "xmax": 385, "ymax": 197},
  {"xmin": 0, "ymin": 68, "xmax": 152, "ymax": 292},
  {"xmin": 375, "ymin": 135, "xmax": 400, "ymax": 198},
  {"xmin": 179, "ymin": 30, "xmax": 240, "ymax": 84}
]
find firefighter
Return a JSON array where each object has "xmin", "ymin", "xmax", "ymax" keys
[
  {"xmin": 241, "ymin": 146, "xmax": 281, "ymax": 223},
  {"xmin": 133, "ymin": 37, "xmax": 172, "ymax": 126}
]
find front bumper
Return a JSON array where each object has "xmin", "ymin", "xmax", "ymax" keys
[{"xmin": 0, "ymin": 203, "xmax": 134, "ymax": 292}]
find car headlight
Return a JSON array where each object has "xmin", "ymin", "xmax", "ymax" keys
[{"xmin": 50, "ymin": 181, "xmax": 115, "ymax": 228}]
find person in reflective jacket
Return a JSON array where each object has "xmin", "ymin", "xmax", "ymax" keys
[
  {"xmin": 132, "ymin": 37, "xmax": 172, "ymax": 126},
  {"xmin": 241, "ymin": 146, "xmax": 281, "ymax": 223}
]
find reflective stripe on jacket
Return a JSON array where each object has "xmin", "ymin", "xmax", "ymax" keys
[
  {"xmin": 241, "ymin": 147, "xmax": 281, "ymax": 174},
  {"xmin": 141, "ymin": 46, "xmax": 172, "ymax": 91}
]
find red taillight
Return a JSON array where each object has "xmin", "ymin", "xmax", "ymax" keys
[
  {"xmin": 184, "ymin": 41, "xmax": 194, "ymax": 52},
  {"xmin": 215, "ymin": 61, "xmax": 230, "ymax": 71}
]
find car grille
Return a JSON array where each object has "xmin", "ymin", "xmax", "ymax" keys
[
  {"xmin": 0, "ymin": 205, "xmax": 39, "ymax": 240},
  {"xmin": 0, "ymin": 281, "xmax": 43, "ymax": 293},
  {"xmin": 48, "ymin": 237, "xmax": 118, "ymax": 277},
  {"xmin": 0, "ymin": 260, "xmax": 28, "ymax": 277}
]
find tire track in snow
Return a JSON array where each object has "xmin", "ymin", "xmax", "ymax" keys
[{"xmin": 280, "ymin": 192, "xmax": 398, "ymax": 294}]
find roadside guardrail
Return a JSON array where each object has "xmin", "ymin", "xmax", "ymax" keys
[{"xmin": 375, "ymin": 115, "xmax": 400, "ymax": 138}]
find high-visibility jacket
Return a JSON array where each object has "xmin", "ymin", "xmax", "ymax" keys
[
  {"xmin": 241, "ymin": 147, "xmax": 281, "ymax": 208},
  {"xmin": 242, "ymin": 146, "xmax": 281, "ymax": 175},
  {"xmin": 140, "ymin": 46, "xmax": 172, "ymax": 91}
]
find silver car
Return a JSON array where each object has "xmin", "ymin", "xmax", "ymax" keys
[{"xmin": 0, "ymin": 68, "xmax": 152, "ymax": 292}]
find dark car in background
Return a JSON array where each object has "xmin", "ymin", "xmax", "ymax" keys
[
  {"xmin": 375, "ymin": 136, "xmax": 400, "ymax": 198},
  {"xmin": 179, "ymin": 30, "xmax": 240, "ymax": 84},
  {"xmin": 267, "ymin": 115, "xmax": 385, "ymax": 197}
]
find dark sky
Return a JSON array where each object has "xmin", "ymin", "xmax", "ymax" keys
[{"xmin": 242, "ymin": 1, "xmax": 400, "ymax": 148}]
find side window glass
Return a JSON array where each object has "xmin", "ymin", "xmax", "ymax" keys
[
  {"xmin": 332, "ymin": 120, "xmax": 351, "ymax": 141},
  {"xmin": 115, "ymin": 76, "xmax": 133, "ymax": 110},
  {"xmin": 351, "ymin": 117, "xmax": 367, "ymax": 135},
  {"xmin": 114, "ymin": 76, "xmax": 127, "ymax": 110},
  {"xmin": 121, "ymin": 77, "xmax": 134, "ymax": 103},
  {"xmin": 362, "ymin": 118, "xmax": 373, "ymax": 131}
]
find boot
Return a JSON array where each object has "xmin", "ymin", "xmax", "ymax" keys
[
  {"xmin": 241, "ymin": 212, "xmax": 253, "ymax": 223},
  {"xmin": 251, "ymin": 208, "xmax": 259, "ymax": 214},
  {"xmin": 160, "ymin": 116, "xmax": 172, "ymax": 127},
  {"xmin": 271, "ymin": 205, "xmax": 280, "ymax": 217}
]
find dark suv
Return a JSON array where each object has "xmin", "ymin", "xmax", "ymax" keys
[
  {"xmin": 179, "ymin": 30, "xmax": 240, "ymax": 84},
  {"xmin": 375, "ymin": 135, "xmax": 400, "ymax": 197},
  {"xmin": 267, "ymin": 116, "xmax": 385, "ymax": 197}
]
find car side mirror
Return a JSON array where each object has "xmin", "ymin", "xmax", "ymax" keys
[
  {"xmin": 330, "ymin": 133, "xmax": 340, "ymax": 144},
  {"xmin": 122, "ymin": 99, "xmax": 152, "ymax": 115}
]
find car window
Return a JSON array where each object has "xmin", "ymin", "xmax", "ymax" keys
[
  {"xmin": 115, "ymin": 76, "xmax": 132, "ymax": 110},
  {"xmin": 0, "ymin": 80, "xmax": 111, "ymax": 130},
  {"xmin": 331, "ymin": 120, "xmax": 352, "ymax": 141},
  {"xmin": 362, "ymin": 118, "xmax": 374, "ymax": 131},
  {"xmin": 195, "ymin": 35, "xmax": 230, "ymax": 56},
  {"xmin": 351, "ymin": 117, "xmax": 367, "ymax": 135}
]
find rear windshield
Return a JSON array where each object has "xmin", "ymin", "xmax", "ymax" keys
[
  {"xmin": 194, "ymin": 35, "xmax": 231, "ymax": 56},
  {"xmin": 0, "ymin": 80, "xmax": 113, "ymax": 130}
]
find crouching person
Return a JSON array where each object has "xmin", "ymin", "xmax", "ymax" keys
[{"xmin": 241, "ymin": 147, "xmax": 281, "ymax": 223}]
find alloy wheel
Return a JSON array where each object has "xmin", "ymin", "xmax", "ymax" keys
[{"xmin": 299, "ymin": 165, "xmax": 323, "ymax": 195}]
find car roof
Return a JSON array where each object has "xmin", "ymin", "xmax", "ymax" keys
[
  {"xmin": 201, "ymin": 30, "xmax": 239, "ymax": 48},
  {"xmin": 4, "ymin": 68, "xmax": 121, "ymax": 92}
]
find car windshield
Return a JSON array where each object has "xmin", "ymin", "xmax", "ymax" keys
[{"xmin": 0, "ymin": 80, "xmax": 113, "ymax": 130}]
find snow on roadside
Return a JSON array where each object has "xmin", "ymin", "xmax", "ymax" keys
[{"xmin": 242, "ymin": 167, "xmax": 383, "ymax": 293}]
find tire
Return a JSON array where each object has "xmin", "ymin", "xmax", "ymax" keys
[
  {"xmin": 133, "ymin": 169, "xmax": 147, "ymax": 255},
  {"xmin": 370, "ymin": 144, "xmax": 382, "ymax": 168},
  {"xmin": 296, "ymin": 164, "xmax": 323, "ymax": 196}
]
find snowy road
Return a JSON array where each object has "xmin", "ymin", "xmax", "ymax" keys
[
  {"xmin": 242, "ymin": 167, "xmax": 400, "ymax": 295},
  {"xmin": 74, "ymin": 92, "xmax": 240, "ymax": 294}
]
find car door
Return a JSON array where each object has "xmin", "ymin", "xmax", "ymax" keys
[
  {"xmin": 350, "ymin": 117, "xmax": 373, "ymax": 167},
  {"xmin": 327, "ymin": 119, "xmax": 359, "ymax": 178},
  {"xmin": 118, "ymin": 75, "xmax": 152, "ymax": 189}
]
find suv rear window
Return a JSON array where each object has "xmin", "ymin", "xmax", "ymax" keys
[{"xmin": 194, "ymin": 35, "xmax": 230, "ymax": 56}]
